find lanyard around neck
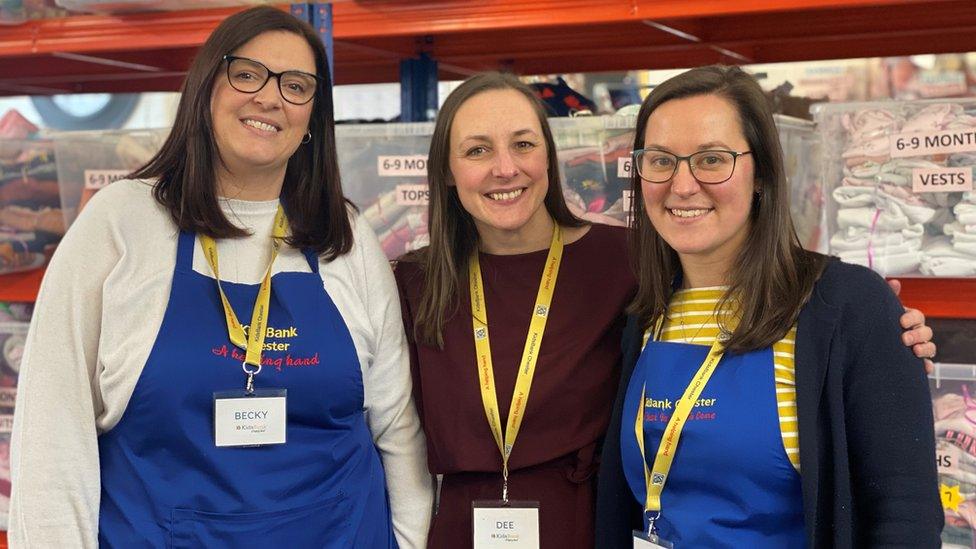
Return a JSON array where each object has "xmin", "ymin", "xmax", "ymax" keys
[
  {"xmin": 199, "ymin": 205, "xmax": 288, "ymax": 392},
  {"xmin": 635, "ymin": 316, "xmax": 727, "ymax": 532},
  {"xmin": 469, "ymin": 224, "xmax": 563, "ymax": 502}
]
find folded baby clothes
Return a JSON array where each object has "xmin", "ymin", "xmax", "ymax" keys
[
  {"xmin": 830, "ymin": 224, "xmax": 922, "ymax": 251},
  {"xmin": 920, "ymin": 238, "xmax": 976, "ymax": 276},
  {"xmin": 957, "ymin": 203, "xmax": 976, "ymax": 225},
  {"xmin": 847, "ymin": 161, "xmax": 884, "ymax": 178},
  {"xmin": 842, "ymin": 109, "xmax": 899, "ymax": 140},
  {"xmin": 837, "ymin": 203, "xmax": 912, "ymax": 231},
  {"xmin": 832, "ymin": 186, "xmax": 877, "ymax": 207},
  {"xmin": 901, "ymin": 103, "xmax": 963, "ymax": 133},
  {"xmin": 837, "ymin": 248, "xmax": 921, "ymax": 276},
  {"xmin": 935, "ymin": 392, "xmax": 968, "ymax": 421}
]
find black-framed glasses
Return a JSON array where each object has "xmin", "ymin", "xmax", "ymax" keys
[
  {"xmin": 223, "ymin": 55, "xmax": 321, "ymax": 105},
  {"xmin": 632, "ymin": 149, "xmax": 752, "ymax": 184}
]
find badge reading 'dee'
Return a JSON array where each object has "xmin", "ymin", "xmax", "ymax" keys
[{"xmin": 472, "ymin": 503, "xmax": 540, "ymax": 548}]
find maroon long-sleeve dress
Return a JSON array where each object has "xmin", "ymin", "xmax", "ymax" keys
[{"xmin": 394, "ymin": 224, "xmax": 636, "ymax": 548}]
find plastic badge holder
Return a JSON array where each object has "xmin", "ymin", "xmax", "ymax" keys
[
  {"xmin": 813, "ymin": 98, "xmax": 976, "ymax": 277},
  {"xmin": 0, "ymin": 137, "xmax": 61, "ymax": 275},
  {"xmin": 52, "ymin": 127, "xmax": 168, "ymax": 230},
  {"xmin": 777, "ymin": 115, "xmax": 828, "ymax": 253},
  {"xmin": 0, "ymin": 302, "xmax": 32, "ymax": 529},
  {"xmin": 930, "ymin": 362, "xmax": 976, "ymax": 547},
  {"xmin": 335, "ymin": 123, "xmax": 434, "ymax": 260}
]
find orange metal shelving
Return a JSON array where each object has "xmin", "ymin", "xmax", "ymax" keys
[
  {"xmin": 0, "ymin": 0, "xmax": 975, "ymax": 318},
  {"xmin": 1, "ymin": 0, "xmax": 976, "ymax": 92},
  {"xmin": 0, "ymin": 269, "xmax": 45, "ymax": 303}
]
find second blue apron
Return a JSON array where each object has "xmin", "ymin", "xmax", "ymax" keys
[
  {"xmin": 621, "ymin": 339, "xmax": 805, "ymax": 547},
  {"xmin": 97, "ymin": 230, "xmax": 396, "ymax": 548}
]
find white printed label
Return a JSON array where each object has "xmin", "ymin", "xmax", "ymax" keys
[
  {"xmin": 83, "ymin": 169, "xmax": 130, "ymax": 190},
  {"xmin": 0, "ymin": 414, "xmax": 13, "ymax": 434},
  {"xmin": 395, "ymin": 184, "xmax": 430, "ymax": 206},
  {"xmin": 214, "ymin": 395, "xmax": 287, "ymax": 447},
  {"xmin": 618, "ymin": 156, "xmax": 634, "ymax": 178},
  {"xmin": 0, "ymin": 388, "xmax": 16, "ymax": 408},
  {"xmin": 473, "ymin": 505, "xmax": 540, "ymax": 548},
  {"xmin": 912, "ymin": 167, "xmax": 973, "ymax": 193},
  {"xmin": 890, "ymin": 129, "xmax": 976, "ymax": 158},
  {"xmin": 633, "ymin": 535, "xmax": 672, "ymax": 549},
  {"xmin": 937, "ymin": 441, "xmax": 963, "ymax": 475},
  {"xmin": 378, "ymin": 155, "xmax": 427, "ymax": 177}
]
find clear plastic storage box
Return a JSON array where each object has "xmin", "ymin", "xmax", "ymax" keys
[
  {"xmin": 335, "ymin": 123, "xmax": 434, "ymax": 260},
  {"xmin": 931, "ymin": 362, "xmax": 976, "ymax": 548},
  {"xmin": 778, "ymin": 115, "xmax": 828, "ymax": 253},
  {"xmin": 0, "ymin": 302, "xmax": 32, "ymax": 529},
  {"xmin": 813, "ymin": 99, "xmax": 976, "ymax": 277},
  {"xmin": 0, "ymin": 137, "xmax": 61, "ymax": 275},
  {"xmin": 550, "ymin": 115, "xmax": 635, "ymax": 227},
  {"xmin": 337, "ymin": 114, "xmax": 825, "ymax": 259},
  {"xmin": 52, "ymin": 127, "xmax": 168, "ymax": 229}
]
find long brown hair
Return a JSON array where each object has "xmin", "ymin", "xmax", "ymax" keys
[
  {"xmin": 410, "ymin": 72, "xmax": 584, "ymax": 348},
  {"xmin": 132, "ymin": 6, "xmax": 353, "ymax": 259},
  {"xmin": 629, "ymin": 65, "xmax": 827, "ymax": 352}
]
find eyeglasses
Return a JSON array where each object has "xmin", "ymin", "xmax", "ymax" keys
[
  {"xmin": 632, "ymin": 149, "xmax": 752, "ymax": 184},
  {"xmin": 223, "ymin": 55, "xmax": 321, "ymax": 105}
]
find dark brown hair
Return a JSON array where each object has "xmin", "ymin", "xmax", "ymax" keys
[
  {"xmin": 410, "ymin": 71, "xmax": 584, "ymax": 347},
  {"xmin": 629, "ymin": 65, "xmax": 827, "ymax": 352},
  {"xmin": 132, "ymin": 6, "xmax": 353, "ymax": 259}
]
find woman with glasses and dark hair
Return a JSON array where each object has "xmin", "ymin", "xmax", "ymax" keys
[
  {"xmin": 393, "ymin": 70, "xmax": 936, "ymax": 548},
  {"xmin": 9, "ymin": 6, "xmax": 432, "ymax": 547},
  {"xmin": 595, "ymin": 65, "xmax": 943, "ymax": 548}
]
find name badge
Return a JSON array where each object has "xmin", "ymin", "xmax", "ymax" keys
[
  {"xmin": 472, "ymin": 500, "xmax": 540, "ymax": 548},
  {"xmin": 633, "ymin": 530, "xmax": 673, "ymax": 549},
  {"xmin": 213, "ymin": 389, "xmax": 287, "ymax": 447}
]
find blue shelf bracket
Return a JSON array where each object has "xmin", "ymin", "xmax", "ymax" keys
[
  {"xmin": 290, "ymin": 3, "xmax": 334, "ymax": 83},
  {"xmin": 400, "ymin": 53, "xmax": 438, "ymax": 122}
]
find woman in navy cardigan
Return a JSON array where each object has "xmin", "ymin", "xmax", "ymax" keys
[{"xmin": 595, "ymin": 65, "xmax": 942, "ymax": 548}]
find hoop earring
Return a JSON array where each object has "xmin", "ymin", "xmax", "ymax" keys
[{"xmin": 301, "ymin": 131, "xmax": 312, "ymax": 144}]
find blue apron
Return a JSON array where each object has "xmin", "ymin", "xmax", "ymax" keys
[
  {"xmin": 621, "ymin": 339, "xmax": 805, "ymax": 547},
  {"xmin": 97, "ymin": 230, "xmax": 397, "ymax": 548}
]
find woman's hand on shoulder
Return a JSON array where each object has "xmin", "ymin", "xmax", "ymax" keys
[{"xmin": 887, "ymin": 279, "xmax": 936, "ymax": 373}]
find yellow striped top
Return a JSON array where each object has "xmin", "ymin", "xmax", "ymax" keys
[{"xmin": 654, "ymin": 286, "xmax": 801, "ymax": 472}]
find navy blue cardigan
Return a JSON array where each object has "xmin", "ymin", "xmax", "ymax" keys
[{"xmin": 595, "ymin": 259, "xmax": 943, "ymax": 548}]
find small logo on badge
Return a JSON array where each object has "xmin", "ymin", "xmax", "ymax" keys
[
  {"xmin": 652, "ymin": 473, "xmax": 666, "ymax": 485},
  {"xmin": 475, "ymin": 327, "xmax": 488, "ymax": 340},
  {"xmin": 535, "ymin": 304, "xmax": 548, "ymax": 317}
]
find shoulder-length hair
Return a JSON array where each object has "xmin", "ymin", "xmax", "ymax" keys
[
  {"xmin": 411, "ymin": 71, "xmax": 584, "ymax": 348},
  {"xmin": 131, "ymin": 6, "xmax": 352, "ymax": 259},
  {"xmin": 629, "ymin": 65, "xmax": 827, "ymax": 352}
]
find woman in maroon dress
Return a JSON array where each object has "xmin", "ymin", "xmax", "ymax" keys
[{"xmin": 393, "ymin": 72, "xmax": 936, "ymax": 548}]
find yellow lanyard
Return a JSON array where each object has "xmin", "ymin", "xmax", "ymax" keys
[
  {"xmin": 199, "ymin": 205, "xmax": 289, "ymax": 393},
  {"xmin": 470, "ymin": 224, "xmax": 562, "ymax": 502},
  {"xmin": 634, "ymin": 324, "xmax": 726, "ymax": 531}
]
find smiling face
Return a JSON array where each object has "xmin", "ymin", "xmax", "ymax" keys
[
  {"xmin": 448, "ymin": 88, "xmax": 553, "ymax": 249},
  {"xmin": 641, "ymin": 93, "xmax": 757, "ymax": 274},
  {"xmin": 210, "ymin": 30, "xmax": 315, "ymax": 182}
]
